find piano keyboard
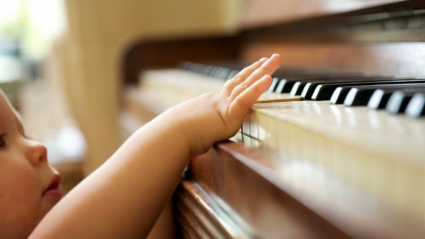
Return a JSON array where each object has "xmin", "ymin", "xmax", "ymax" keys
[
  {"xmin": 135, "ymin": 62, "xmax": 425, "ymax": 235},
  {"xmin": 179, "ymin": 61, "xmax": 425, "ymax": 117}
]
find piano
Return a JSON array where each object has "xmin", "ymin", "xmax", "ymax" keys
[{"xmin": 119, "ymin": 0, "xmax": 425, "ymax": 238}]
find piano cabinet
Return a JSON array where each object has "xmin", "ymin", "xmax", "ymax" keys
[{"xmin": 120, "ymin": 0, "xmax": 425, "ymax": 238}]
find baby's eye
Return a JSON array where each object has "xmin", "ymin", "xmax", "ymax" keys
[{"xmin": 0, "ymin": 134, "xmax": 6, "ymax": 148}]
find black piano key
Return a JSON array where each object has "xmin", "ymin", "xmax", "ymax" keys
[
  {"xmin": 275, "ymin": 79, "xmax": 293, "ymax": 93},
  {"xmin": 406, "ymin": 93, "xmax": 425, "ymax": 118},
  {"xmin": 179, "ymin": 61, "xmax": 241, "ymax": 80},
  {"xmin": 368, "ymin": 87, "xmax": 425, "ymax": 110},
  {"xmin": 267, "ymin": 77, "xmax": 281, "ymax": 92},
  {"xmin": 313, "ymin": 79, "xmax": 425, "ymax": 101},
  {"xmin": 248, "ymin": 70, "xmax": 330, "ymax": 93},
  {"xmin": 185, "ymin": 62, "xmax": 195, "ymax": 71},
  {"xmin": 226, "ymin": 70, "xmax": 239, "ymax": 80},
  {"xmin": 202, "ymin": 65, "xmax": 213, "ymax": 76},
  {"xmin": 313, "ymin": 82, "xmax": 378, "ymax": 101},
  {"xmin": 304, "ymin": 77, "xmax": 395, "ymax": 100},
  {"xmin": 344, "ymin": 84, "xmax": 425, "ymax": 106},
  {"xmin": 290, "ymin": 82, "xmax": 306, "ymax": 95},
  {"xmin": 386, "ymin": 91, "xmax": 419, "ymax": 114},
  {"xmin": 218, "ymin": 68, "xmax": 231, "ymax": 79},
  {"xmin": 211, "ymin": 67, "xmax": 227, "ymax": 79},
  {"xmin": 275, "ymin": 75, "xmax": 365, "ymax": 94},
  {"xmin": 331, "ymin": 87, "xmax": 356, "ymax": 104},
  {"xmin": 368, "ymin": 89, "xmax": 394, "ymax": 110},
  {"xmin": 345, "ymin": 88, "xmax": 378, "ymax": 106},
  {"xmin": 301, "ymin": 82, "xmax": 315, "ymax": 98},
  {"xmin": 278, "ymin": 78, "xmax": 312, "ymax": 93},
  {"xmin": 290, "ymin": 76, "xmax": 378, "ymax": 96},
  {"xmin": 329, "ymin": 81, "xmax": 425, "ymax": 104}
]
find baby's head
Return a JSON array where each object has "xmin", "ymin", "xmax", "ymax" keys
[{"xmin": 0, "ymin": 90, "xmax": 62, "ymax": 238}]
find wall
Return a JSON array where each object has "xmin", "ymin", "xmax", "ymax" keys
[{"xmin": 54, "ymin": 0, "xmax": 246, "ymax": 174}]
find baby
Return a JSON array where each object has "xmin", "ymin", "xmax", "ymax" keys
[{"xmin": 0, "ymin": 54, "xmax": 281, "ymax": 239}]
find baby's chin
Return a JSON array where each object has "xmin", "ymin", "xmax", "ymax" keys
[
  {"xmin": 39, "ymin": 195, "xmax": 62, "ymax": 220},
  {"xmin": 27, "ymin": 196, "xmax": 63, "ymax": 237}
]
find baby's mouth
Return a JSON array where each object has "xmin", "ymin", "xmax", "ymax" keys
[{"xmin": 42, "ymin": 174, "xmax": 62, "ymax": 198}]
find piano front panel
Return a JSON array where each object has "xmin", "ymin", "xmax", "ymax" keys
[
  {"xmin": 187, "ymin": 142, "xmax": 425, "ymax": 238},
  {"xmin": 174, "ymin": 180, "xmax": 250, "ymax": 238},
  {"xmin": 188, "ymin": 143, "xmax": 351, "ymax": 239}
]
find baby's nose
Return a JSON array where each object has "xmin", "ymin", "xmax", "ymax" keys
[{"xmin": 26, "ymin": 141, "xmax": 48, "ymax": 165}]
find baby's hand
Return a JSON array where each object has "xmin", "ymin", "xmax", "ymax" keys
[{"xmin": 165, "ymin": 54, "xmax": 282, "ymax": 156}]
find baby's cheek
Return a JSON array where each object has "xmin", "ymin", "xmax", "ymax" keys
[
  {"xmin": 7, "ymin": 164, "xmax": 39, "ymax": 197},
  {"xmin": 0, "ymin": 165, "xmax": 42, "ymax": 224}
]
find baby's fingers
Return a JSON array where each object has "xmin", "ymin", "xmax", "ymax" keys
[
  {"xmin": 229, "ymin": 54, "xmax": 281, "ymax": 100},
  {"xmin": 228, "ymin": 74, "xmax": 272, "ymax": 118},
  {"xmin": 222, "ymin": 57, "xmax": 268, "ymax": 95}
]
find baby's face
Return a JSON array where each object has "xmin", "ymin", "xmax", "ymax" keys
[{"xmin": 0, "ymin": 92, "xmax": 62, "ymax": 238}]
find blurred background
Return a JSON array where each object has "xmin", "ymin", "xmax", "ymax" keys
[
  {"xmin": 0, "ymin": 0, "xmax": 246, "ymax": 193},
  {"xmin": 3, "ymin": 1, "xmax": 425, "ymax": 238}
]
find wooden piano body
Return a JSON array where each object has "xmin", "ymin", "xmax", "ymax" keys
[{"xmin": 120, "ymin": 1, "xmax": 425, "ymax": 238}]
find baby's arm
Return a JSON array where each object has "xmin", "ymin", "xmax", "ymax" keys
[{"xmin": 30, "ymin": 54, "xmax": 282, "ymax": 239}]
